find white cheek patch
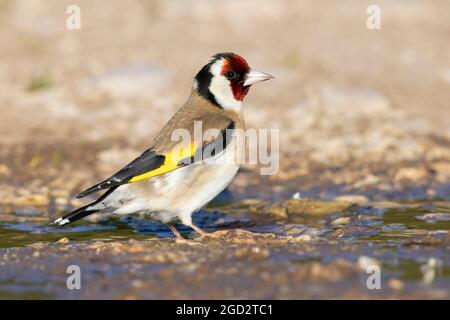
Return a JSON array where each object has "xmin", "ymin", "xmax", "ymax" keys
[{"xmin": 208, "ymin": 59, "xmax": 242, "ymax": 111}]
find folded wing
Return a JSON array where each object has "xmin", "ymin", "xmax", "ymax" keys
[{"xmin": 76, "ymin": 121, "xmax": 234, "ymax": 198}]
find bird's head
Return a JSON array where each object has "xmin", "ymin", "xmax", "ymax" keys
[{"xmin": 194, "ymin": 52, "xmax": 274, "ymax": 110}]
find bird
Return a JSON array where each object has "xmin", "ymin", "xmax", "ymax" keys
[{"xmin": 53, "ymin": 52, "xmax": 273, "ymax": 238}]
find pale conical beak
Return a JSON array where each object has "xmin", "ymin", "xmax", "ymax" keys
[{"xmin": 243, "ymin": 68, "xmax": 274, "ymax": 86}]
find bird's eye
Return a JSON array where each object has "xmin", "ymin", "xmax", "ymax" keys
[{"xmin": 225, "ymin": 71, "xmax": 236, "ymax": 79}]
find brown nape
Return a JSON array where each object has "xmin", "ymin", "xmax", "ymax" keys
[{"xmin": 150, "ymin": 90, "xmax": 245, "ymax": 155}]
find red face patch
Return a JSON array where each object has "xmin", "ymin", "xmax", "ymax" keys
[{"xmin": 220, "ymin": 54, "xmax": 250, "ymax": 101}]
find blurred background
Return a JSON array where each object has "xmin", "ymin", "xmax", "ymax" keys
[
  {"xmin": 1, "ymin": 0, "xmax": 449, "ymax": 205},
  {"xmin": 0, "ymin": 0, "xmax": 450, "ymax": 300}
]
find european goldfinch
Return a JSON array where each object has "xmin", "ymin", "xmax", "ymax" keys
[{"xmin": 54, "ymin": 52, "xmax": 273, "ymax": 238}]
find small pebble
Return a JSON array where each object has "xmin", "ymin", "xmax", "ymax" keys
[
  {"xmin": 55, "ymin": 237, "xmax": 70, "ymax": 244},
  {"xmin": 331, "ymin": 216, "xmax": 351, "ymax": 226},
  {"xmin": 357, "ymin": 256, "xmax": 380, "ymax": 271},
  {"xmin": 388, "ymin": 278, "xmax": 404, "ymax": 290},
  {"xmin": 290, "ymin": 234, "xmax": 312, "ymax": 242},
  {"xmin": 416, "ymin": 213, "xmax": 450, "ymax": 222},
  {"xmin": 335, "ymin": 195, "xmax": 368, "ymax": 204}
]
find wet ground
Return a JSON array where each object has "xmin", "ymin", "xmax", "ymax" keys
[{"xmin": 1, "ymin": 192, "xmax": 449, "ymax": 299}]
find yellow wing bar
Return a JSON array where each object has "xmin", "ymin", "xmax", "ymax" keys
[{"xmin": 129, "ymin": 142, "xmax": 197, "ymax": 183}]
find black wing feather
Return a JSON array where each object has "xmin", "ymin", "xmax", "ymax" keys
[
  {"xmin": 178, "ymin": 122, "xmax": 235, "ymax": 166},
  {"xmin": 76, "ymin": 149, "xmax": 165, "ymax": 198}
]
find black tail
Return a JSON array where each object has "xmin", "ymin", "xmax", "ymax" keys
[
  {"xmin": 53, "ymin": 203, "xmax": 99, "ymax": 226},
  {"xmin": 53, "ymin": 187, "xmax": 117, "ymax": 226}
]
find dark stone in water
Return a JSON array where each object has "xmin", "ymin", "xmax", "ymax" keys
[
  {"xmin": 346, "ymin": 205, "xmax": 385, "ymax": 216},
  {"xmin": 381, "ymin": 224, "xmax": 407, "ymax": 231}
]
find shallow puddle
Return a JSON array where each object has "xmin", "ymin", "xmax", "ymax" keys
[{"xmin": 0, "ymin": 199, "xmax": 449, "ymax": 299}]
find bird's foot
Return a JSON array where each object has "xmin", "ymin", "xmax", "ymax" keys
[
  {"xmin": 169, "ymin": 223, "xmax": 226, "ymax": 242},
  {"xmin": 194, "ymin": 229, "xmax": 232, "ymax": 241},
  {"xmin": 189, "ymin": 223, "xmax": 207, "ymax": 236}
]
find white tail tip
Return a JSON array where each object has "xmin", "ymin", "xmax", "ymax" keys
[{"xmin": 54, "ymin": 217, "xmax": 70, "ymax": 226}]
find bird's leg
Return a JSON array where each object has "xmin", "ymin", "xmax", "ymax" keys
[
  {"xmin": 188, "ymin": 223, "xmax": 226, "ymax": 240},
  {"xmin": 188, "ymin": 223, "xmax": 207, "ymax": 235},
  {"xmin": 168, "ymin": 225, "xmax": 184, "ymax": 239},
  {"xmin": 179, "ymin": 212, "xmax": 207, "ymax": 236}
]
